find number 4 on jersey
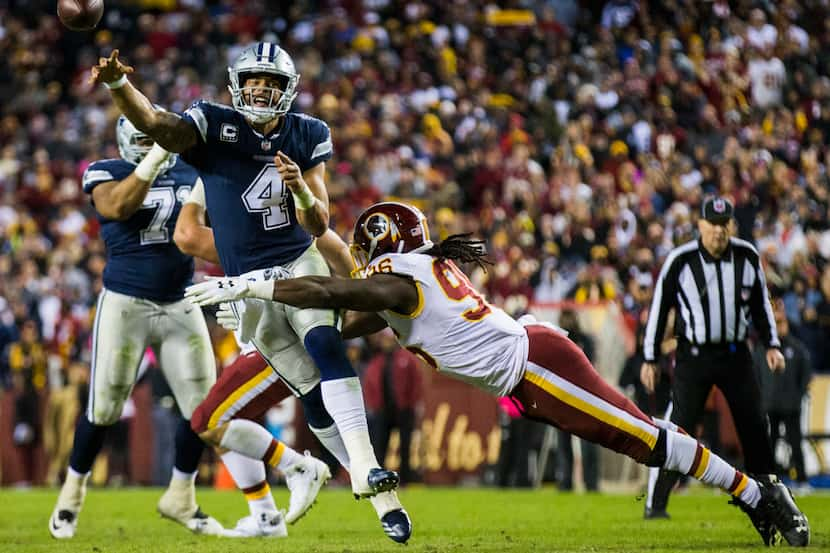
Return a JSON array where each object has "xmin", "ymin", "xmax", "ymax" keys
[{"xmin": 243, "ymin": 165, "xmax": 291, "ymax": 230}]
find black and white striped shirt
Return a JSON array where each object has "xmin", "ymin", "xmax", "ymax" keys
[{"xmin": 643, "ymin": 238, "xmax": 780, "ymax": 362}]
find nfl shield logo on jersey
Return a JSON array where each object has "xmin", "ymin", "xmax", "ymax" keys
[{"xmin": 261, "ymin": 140, "xmax": 271, "ymax": 151}]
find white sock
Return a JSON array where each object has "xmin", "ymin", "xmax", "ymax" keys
[
  {"xmin": 171, "ymin": 468, "xmax": 197, "ymax": 483},
  {"xmin": 249, "ymin": 492, "xmax": 279, "ymax": 519},
  {"xmin": 320, "ymin": 377, "xmax": 372, "ymax": 436},
  {"xmin": 274, "ymin": 445, "xmax": 304, "ymax": 472},
  {"xmin": 369, "ymin": 491, "xmax": 403, "ymax": 519},
  {"xmin": 310, "ymin": 423, "xmax": 351, "ymax": 472},
  {"xmin": 219, "ymin": 419, "xmax": 274, "ymax": 460},
  {"xmin": 222, "ymin": 451, "xmax": 278, "ymax": 517},
  {"xmin": 221, "ymin": 450, "xmax": 266, "ymax": 488},
  {"xmin": 342, "ymin": 429, "xmax": 379, "ymax": 472},
  {"xmin": 67, "ymin": 467, "xmax": 89, "ymax": 480},
  {"xmin": 645, "ymin": 466, "xmax": 660, "ymax": 510},
  {"xmin": 664, "ymin": 429, "xmax": 761, "ymax": 507},
  {"xmin": 320, "ymin": 377, "xmax": 378, "ymax": 470},
  {"xmin": 56, "ymin": 469, "xmax": 89, "ymax": 511},
  {"xmin": 218, "ymin": 419, "xmax": 305, "ymax": 473}
]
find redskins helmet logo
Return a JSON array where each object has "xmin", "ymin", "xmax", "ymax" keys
[{"xmin": 364, "ymin": 213, "xmax": 390, "ymax": 241}]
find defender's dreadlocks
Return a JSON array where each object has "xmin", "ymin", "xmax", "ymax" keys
[{"xmin": 425, "ymin": 233, "xmax": 492, "ymax": 271}]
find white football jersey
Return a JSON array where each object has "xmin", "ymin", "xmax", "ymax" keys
[{"xmin": 368, "ymin": 253, "xmax": 528, "ymax": 396}]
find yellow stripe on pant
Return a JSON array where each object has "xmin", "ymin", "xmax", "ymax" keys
[
  {"xmin": 207, "ymin": 366, "xmax": 274, "ymax": 430},
  {"xmin": 523, "ymin": 368, "xmax": 658, "ymax": 450}
]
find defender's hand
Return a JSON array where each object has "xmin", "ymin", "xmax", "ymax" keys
[
  {"xmin": 274, "ymin": 151, "xmax": 306, "ymax": 194},
  {"xmin": 640, "ymin": 362, "xmax": 659, "ymax": 393},
  {"xmin": 186, "ymin": 276, "xmax": 251, "ymax": 306},
  {"xmin": 766, "ymin": 348, "xmax": 786, "ymax": 372},
  {"xmin": 89, "ymin": 49, "xmax": 134, "ymax": 86}
]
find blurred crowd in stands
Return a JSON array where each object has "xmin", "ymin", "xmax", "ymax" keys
[{"xmin": 2, "ymin": 0, "xmax": 830, "ymax": 485}]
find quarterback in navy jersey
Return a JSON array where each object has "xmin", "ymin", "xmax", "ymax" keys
[
  {"xmin": 49, "ymin": 116, "xmax": 224, "ymax": 539},
  {"xmin": 179, "ymin": 100, "xmax": 331, "ymax": 275},
  {"xmin": 91, "ymin": 42, "xmax": 405, "ymax": 535}
]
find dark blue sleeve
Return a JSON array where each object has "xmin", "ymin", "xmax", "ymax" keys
[
  {"xmin": 181, "ymin": 100, "xmax": 212, "ymax": 145},
  {"xmin": 82, "ymin": 159, "xmax": 134, "ymax": 194},
  {"xmin": 301, "ymin": 117, "xmax": 333, "ymax": 172}
]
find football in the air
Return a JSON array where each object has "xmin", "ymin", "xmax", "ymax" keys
[{"xmin": 57, "ymin": 0, "xmax": 104, "ymax": 31}]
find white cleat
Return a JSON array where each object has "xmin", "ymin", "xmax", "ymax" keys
[
  {"xmin": 222, "ymin": 511, "xmax": 288, "ymax": 538},
  {"xmin": 49, "ymin": 471, "xmax": 88, "ymax": 539},
  {"xmin": 284, "ymin": 452, "xmax": 331, "ymax": 524},
  {"xmin": 157, "ymin": 483, "xmax": 224, "ymax": 536},
  {"xmin": 49, "ymin": 509, "xmax": 79, "ymax": 539}
]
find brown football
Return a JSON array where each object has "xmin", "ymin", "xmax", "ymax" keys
[{"xmin": 57, "ymin": 0, "xmax": 104, "ymax": 31}]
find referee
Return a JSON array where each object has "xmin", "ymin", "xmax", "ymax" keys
[{"xmin": 640, "ymin": 196, "xmax": 785, "ymax": 519}]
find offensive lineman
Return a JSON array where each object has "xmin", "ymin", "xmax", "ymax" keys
[
  {"xmin": 48, "ymin": 116, "xmax": 224, "ymax": 538},
  {"xmin": 187, "ymin": 201, "xmax": 811, "ymax": 548},
  {"xmin": 89, "ymin": 43, "xmax": 397, "ymax": 506}
]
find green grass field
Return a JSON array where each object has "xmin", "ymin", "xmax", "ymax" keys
[{"xmin": 0, "ymin": 487, "xmax": 826, "ymax": 552}]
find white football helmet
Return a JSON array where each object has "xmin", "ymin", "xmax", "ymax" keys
[
  {"xmin": 228, "ymin": 42, "xmax": 299, "ymax": 124},
  {"xmin": 116, "ymin": 113, "xmax": 176, "ymax": 172}
]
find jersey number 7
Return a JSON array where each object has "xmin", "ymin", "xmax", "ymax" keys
[
  {"xmin": 433, "ymin": 259, "xmax": 492, "ymax": 322},
  {"xmin": 140, "ymin": 186, "xmax": 191, "ymax": 245},
  {"xmin": 243, "ymin": 165, "xmax": 291, "ymax": 230}
]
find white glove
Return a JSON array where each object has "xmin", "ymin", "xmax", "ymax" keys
[
  {"xmin": 215, "ymin": 302, "xmax": 239, "ymax": 331},
  {"xmin": 185, "ymin": 276, "xmax": 273, "ymax": 306}
]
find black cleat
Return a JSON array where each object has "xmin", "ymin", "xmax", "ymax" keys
[
  {"xmin": 755, "ymin": 475, "xmax": 810, "ymax": 547},
  {"xmin": 729, "ymin": 496, "xmax": 780, "ymax": 546},
  {"xmin": 381, "ymin": 508, "xmax": 412, "ymax": 544},
  {"xmin": 643, "ymin": 507, "xmax": 670, "ymax": 520},
  {"xmin": 367, "ymin": 467, "xmax": 400, "ymax": 495}
]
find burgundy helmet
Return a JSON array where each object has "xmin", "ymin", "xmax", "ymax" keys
[{"xmin": 350, "ymin": 201, "xmax": 433, "ymax": 274}]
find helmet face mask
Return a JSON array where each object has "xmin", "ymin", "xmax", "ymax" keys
[
  {"xmin": 228, "ymin": 42, "xmax": 300, "ymax": 125},
  {"xmin": 350, "ymin": 202, "xmax": 433, "ymax": 277},
  {"xmin": 116, "ymin": 114, "xmax": 176, "ymax": 172}
]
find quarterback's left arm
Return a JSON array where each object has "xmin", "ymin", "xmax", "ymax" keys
[
  {"xmin": 275, "ymin": 151, "xmax": 328, "ymax": 237},
  {"xmin": 316, "ymin": 229, "xmax": 355, "ymax": 278},
  {"xmin": 173, "ymin": 178, "xmax": 220, "ymax": 263}
]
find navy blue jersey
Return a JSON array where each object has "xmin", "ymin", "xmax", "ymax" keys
[
  {"xmin": 180, "ymin": 101, "xmax": 333, "ymax": 276},
  {"xmin": 83, "ymin": 158, "xmax": 198, "ymax": 302}
]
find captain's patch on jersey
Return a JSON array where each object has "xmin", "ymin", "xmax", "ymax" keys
[{"xmin": 220, "ymin": 123, "xmax": 239, "ymax": 142}]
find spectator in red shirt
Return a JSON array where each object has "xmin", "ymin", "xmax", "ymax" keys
[{"xmin": 362, "ymin": 329, "xmax": 423, "ymax": 484}]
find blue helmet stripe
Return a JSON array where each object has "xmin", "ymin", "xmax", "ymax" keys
[{"xmin": 257, "ymin": 42, "xmax": 265, "ymax": 61}]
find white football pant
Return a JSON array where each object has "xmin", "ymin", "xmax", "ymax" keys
[{"xmin": 88, "ymin": 288, "xmax": 216, "ymax": 425}]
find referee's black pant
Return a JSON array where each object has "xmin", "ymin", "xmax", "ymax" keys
[{"xmin": 649, "ymin": 341, "xmax": 775, "ymax": 513}]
